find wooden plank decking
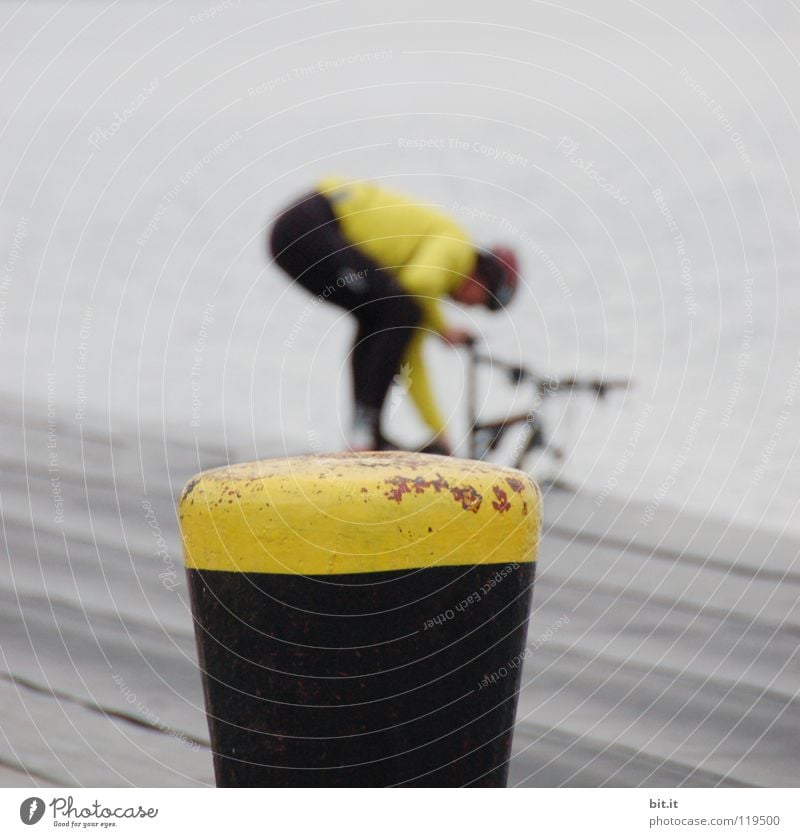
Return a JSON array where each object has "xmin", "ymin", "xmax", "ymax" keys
[{"xmin": 1, "ymin": 401, "xmax": 798, "ymax": 787}]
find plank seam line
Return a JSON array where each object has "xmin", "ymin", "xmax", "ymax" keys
[
  {"xmin": 511, "ymin": 721, "xmax": 753, "ymax": 788},
  {"xmin": 537, "ymin": 572, "xmax": 800, "ymax": 638},
  {"xmin": 0, "ymin": 671, "xmax": 210, "ymax": 750},
  {"xmin": 527, "ymin": 638, "xmax": 800, "ymax": 707},
  {"xmin": 0, "ymin": 753, "xmax": 62, "ymax": 787},
  {"xmin": 0, "ymin": 587, "xmax": 196, "ymax": 641},
  {"xmin": 545, "ymin": 524, "xmax": 800, "ymax": 585}
]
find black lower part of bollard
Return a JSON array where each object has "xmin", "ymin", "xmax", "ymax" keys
[{"xmin": 188, "ymin": 561, "xmax": 535, "ymax": 787}]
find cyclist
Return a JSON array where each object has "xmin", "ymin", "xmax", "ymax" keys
[{"xmin": 269, "ymin": 176, "xmax": 519, "ymax": 453}]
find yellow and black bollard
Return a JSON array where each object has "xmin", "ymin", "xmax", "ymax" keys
[{"xmin": 178, "ymin": 452, "xmax": 540, "ymax": 787}]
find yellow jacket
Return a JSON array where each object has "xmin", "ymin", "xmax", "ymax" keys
[{"xmin": 317, "ymin": 176, "xmax": 476, "ymax": 434}]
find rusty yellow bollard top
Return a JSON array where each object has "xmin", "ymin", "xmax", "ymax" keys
[{"xmin": 179, "ymin": 451, "xmax": 540, "ymax": 575}]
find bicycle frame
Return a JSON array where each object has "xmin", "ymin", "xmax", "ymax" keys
[{"xmin": 465, "ymin": 342, "xmax": 628, "ymax": 469}]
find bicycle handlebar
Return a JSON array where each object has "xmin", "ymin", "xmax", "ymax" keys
[{"xmin": 464, "ymin": 340, "xmax": 630, "ymax": 396}]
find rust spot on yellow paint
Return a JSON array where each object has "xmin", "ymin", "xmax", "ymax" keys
[
  {"xmin": 181, "ymin": 477, "xmax": 201, "ymax": 501},
  {"xmin": 384, "ymin": 476, "xmax": 412, "ymax": 503},
  {"xmin": 449, "ymin": 484, "xmax": 483, "ymax": 513},
  {"xmin": 383, "ymin": 475, "xmax": 483, "ymax": 513},
  {"xmin": 492, "ymin": 485, "xmax": 511, "ymax": 513}
]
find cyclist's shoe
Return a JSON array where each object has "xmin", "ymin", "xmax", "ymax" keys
[
  {"xmin": 348, "ymin": 404, "xmax": 380, "ymax": 452},
  {"xmin": 420, "ymin": 438, "xmax": 451, "ymax": 456},
  {"xmin": 348, "ymin": 423, "xmax": 378, "ymax": 452},
  {"xmin": 374, "ymin": 433, "xmax": 401, "ymax": 452}
]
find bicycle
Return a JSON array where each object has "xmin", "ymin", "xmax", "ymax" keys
[
  {"xmin": 378, "ymin": 340, "xmax": 629, "ymax": 475},
  {"xmin": 463, "ymin": 340, "xmax": 629, "ymax": 473}
]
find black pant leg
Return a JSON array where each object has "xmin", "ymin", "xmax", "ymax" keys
[
  {"xmin": 270, "ymin": 192, "xmax": 384, "ymax": 310},
  {"xmin": 270, "ymin": 192, "xmax": 423, "ymax": 433},
  {"xmin": 350, "ymin": 283, "xmax": 422, "ymax": 415}
]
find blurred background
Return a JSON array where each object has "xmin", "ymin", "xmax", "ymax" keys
[{"xmin": 0, "ymin": 0, "xmax": 798, "ymax": 788}]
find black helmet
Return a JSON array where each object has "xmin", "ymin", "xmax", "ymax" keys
[{"xmin": 476, "ymin": 246, "xmax": 520, "ymax": 311}]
